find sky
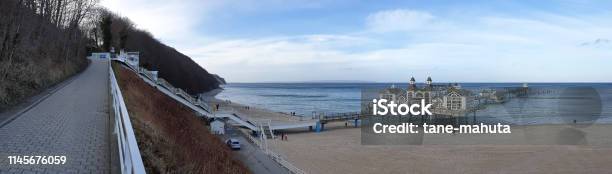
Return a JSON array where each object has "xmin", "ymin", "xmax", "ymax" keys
[{"xmin": 100, "ymin": 0, "xmax": 612, "ymax": 83}]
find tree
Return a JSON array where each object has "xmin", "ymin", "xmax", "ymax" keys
[
  {"xmin": 99, "ymin": 11, "xmax": 112, "ymax": 51},
  {"xmin": 0, "ymin": 0, "xmax": 99, "ymax": 110}
]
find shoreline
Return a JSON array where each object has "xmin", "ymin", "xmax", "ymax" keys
[{"xmin": 210, "ymin": 98, "xmax": 308, "ymax": 122}]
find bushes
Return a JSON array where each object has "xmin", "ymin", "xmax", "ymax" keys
[{"xmin": 114, "ymin": 63, "xmax": 249, "ymax": 174}]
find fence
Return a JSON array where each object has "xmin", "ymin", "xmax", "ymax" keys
[
  {"xmin": 244, "ymin": 131, "xmax": 306, "ymax": 174},
  {"xmin": 138, "ymin": 67, "xmax": 158, "ymax": 82},
  {"xmin": 143, "ymin": 72, "xmax": 212, "ymax": 113},
  {"xmin": 109, "ymin": 62, "xmax": 146, "ymax": 174}
]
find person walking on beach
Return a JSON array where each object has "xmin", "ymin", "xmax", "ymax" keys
[{"xmin": 279, "ymin": 133, "xmax": 288, "ymax": 141}]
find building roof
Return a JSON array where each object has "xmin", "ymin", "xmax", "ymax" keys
[
  {"xmin": 447, "ymin": 87, "xmax": 472, "ymax": 96},
  {"xmin": 383, "ymin": 87, "xmax": 405, "ymax": 95}
]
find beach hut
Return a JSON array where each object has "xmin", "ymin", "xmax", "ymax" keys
[
  {"xmin": 210, "ymin": 119, "xmax": 225, "ymax": 135},
  {"xmin": 116, "ymin": 50, "xmax": 140, "ymax": 67},
  {"xmin": 126, "ymin": 52, "xmax": 139, "ymax": 67}
]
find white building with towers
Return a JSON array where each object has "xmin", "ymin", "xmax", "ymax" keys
[{"xmin": 379, "ymin": 76, "xmax": 477, "ymax": 116}]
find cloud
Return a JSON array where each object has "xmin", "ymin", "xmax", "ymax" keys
[
  {"xmin": 581, "ymin": 38, "xmax": 611, "ymax": 47},
  {"xmin": 100, "ymin": 0, "xmax": 221, "ymax": 45},
  {"xmin": 366, "ymin": 9, "xmax": 435, "ymax": 32},
  {"xmin": 98, "ymin": 1, "xmax": 612, "ymax": 82},
  {"xmin": 186, "ymin": 10, "xmax": 612, "ymax": 82}
]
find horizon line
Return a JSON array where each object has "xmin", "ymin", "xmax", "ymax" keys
[{"xmin": 224, "ymin": 81, "xmax": 612, "ymax": 84}]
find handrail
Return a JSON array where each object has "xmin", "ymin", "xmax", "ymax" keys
[
  {"xmin": 109, "ymin": 61, "xmax": 146, "ymax": 174},
  {"xmin": 244, "ymin": 131, "xmax": 306, "ymax": 174},
  {"xmin": 138, "ymin": 67, "xmax": 157, "ymax": 81},
  {"xmin": 116, "ymin": 59, "xmax": 214, "ymax": 114}
]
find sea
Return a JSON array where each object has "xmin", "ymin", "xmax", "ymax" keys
[{"xmin": 216, "ymin": 83, "xmax": 612, "ymax": 125}]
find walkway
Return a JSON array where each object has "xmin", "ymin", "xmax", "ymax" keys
[
  {"xmin": 0, "ymin": 59, "xmax": 113, "ymax": 173},
  {"xmin": 224, "ymin": 126, "xmax": 291, "ymax": 174}
]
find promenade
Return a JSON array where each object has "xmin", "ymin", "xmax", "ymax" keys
[{"xmin": 0, "ymin": 59, "xmax": 113, "ymax": 173}]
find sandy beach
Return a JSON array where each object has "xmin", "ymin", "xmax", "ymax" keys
[
  {"xmin": 214, "ymin": 100, "xmax": 612, "ymax": 174},
  {"xmin": 211, "ymin": 99, "xmax": 307, "ymax": 122},
  {"xmin": 270, "ymin": 122, "xmax": 612, "ymax": 174}
]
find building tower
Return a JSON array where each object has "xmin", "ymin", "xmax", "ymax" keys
[
  {"xmin": 409, "ymin": 77, "xmax": 416, "ymax": 90},
  {"xmin": 426, "ymin": 76, "xmax": 432, "ymax": 86}
]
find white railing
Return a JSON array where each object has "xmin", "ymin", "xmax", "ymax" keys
[
  {"xmin": 109, "ymin": 62, "xmax": 146, "ymax": 174},
  {"xmin": 175, "ymin": 87, "xmax": 196, "ymax": 103},
  {"xmin": 244, "ymin": 131, "xmax": 306, "ymax": 174},
  {"xmin": 157, "ymin": 78, "xmax": 174, "ymax": 91},
  {"xmin": 120, "ymin": 62, "xmax": 214, "ymax": 114},
  {"xmin": 138, "ymin": 67, "xmax": 157, "ymax": 82},
  {"xmin": 269, "ymin": 152, "xmax": 306, "ymax": 174}
]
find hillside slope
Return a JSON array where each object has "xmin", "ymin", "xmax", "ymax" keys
[
  {"xmin": 99, "ymin": 12, "xmax": 220, "ymax": 95},
  {"xmin": 113, "ymin": 63, "xmax": 249, "ymax": 173}
]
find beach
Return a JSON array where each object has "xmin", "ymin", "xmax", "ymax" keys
[
  {"xmin": 212, "ymin": 99, "xmax": 306, "ymax": 122},
  {"xmin": 271, "ymin": 122, "xmax": 612, "ymax": 174},
  {"xmin": 214, "ymin": 100, "xmax": 612, "ymax": 174}
]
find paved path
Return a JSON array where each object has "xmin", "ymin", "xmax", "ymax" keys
[
  {"xmin": 0, "ymin": 59, "xmax": 112, "ymax": 173},
  {"xmin": 224, "ymin": 127, "xmax": 291, "ymax": 174}
]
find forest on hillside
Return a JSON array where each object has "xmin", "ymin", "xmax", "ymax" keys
[
  {"xmin": 0, "ymin": 0, "xmax": 97, "ymax": 110},
  {"xmin": 95, "ymin": 10, "xmax": 222, "ymax": 95},
  {"xmin": 0, "ymin": 0, "xmax": 222, "ymax": 110}
]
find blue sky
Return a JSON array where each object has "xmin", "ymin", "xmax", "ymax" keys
[{"xmin": 102, "ymin": 0, "xmax": 612, "ymax": 82}]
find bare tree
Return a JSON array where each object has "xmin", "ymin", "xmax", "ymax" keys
[{"xmin": 0, "ymin": 0, "xmax": 100, "ymax": 110}]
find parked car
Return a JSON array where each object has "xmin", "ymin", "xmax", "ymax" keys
[{"xmin": 226, "ymin": 138, "xmax": 241, "ymax": 150}]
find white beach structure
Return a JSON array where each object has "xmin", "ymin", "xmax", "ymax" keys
[
  {"xmin": 116, "ymin": 50, "xmax": 140, "ymax": 68},
  {"xmin": 148, "ymin": 71, "xmax": 158, "ymax": 81},
  {"xmin": 89, "ymin": 49, "xmax": 140, "ymax": 68},
  {"xmin": 378, "ymin": 77, "xmax": 478, "ymax": 116},
  {"xmin": 88, "ymin": 52, "xmax": 111, "ymax": 59},
  {"xmin": 210, "ymin": 119, "xmax": 225, "ymax": 135}
]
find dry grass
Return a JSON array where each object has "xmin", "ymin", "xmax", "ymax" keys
[
  {"xmin": 113, "ymin": 63, "xmax": 250, "ymax": 174},
  {"xmin": 0, "ymin": 58, "xmax": 88, "ymax": 111}
]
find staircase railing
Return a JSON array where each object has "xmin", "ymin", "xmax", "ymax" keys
[
  {"xmin": 266, "ymin": 120, "xmax": 275, "ymax": 139},
  {"xmin": 244, "ymin": 128, "xmax": 306, "ymax": 174}
]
